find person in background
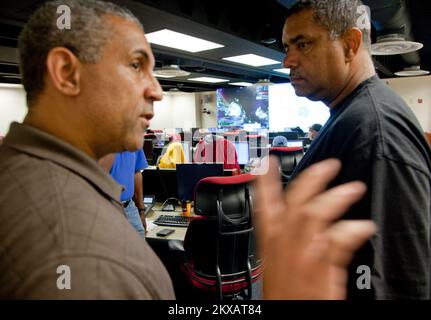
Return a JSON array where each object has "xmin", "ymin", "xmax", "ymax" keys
[
  {"xmin": 272, "ymin": 135, "xmax": 289, "ymax": 147},
  {"xmin": 308, "ymin": 123, "xmax": 322, "ymax": 141},
  {"xmin": 99, "ymin": 150, "xmax": 148, "ymax": 237},
  {"xmin": 194, "ymin": 134, "xmax": 240, "ymax": 172},
  {"xmin": 158, "ymin": 141, "xmax": 185, "ymax": 168},
  {"xmin": 283, "ymin": 0, "xmax": 431, "ymax": 299}
]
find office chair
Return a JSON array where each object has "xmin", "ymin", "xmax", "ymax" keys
[
  {"xmin": 269, "ymin": 146, "xmax": 304, "ymax": 182},
  {"xmin": 169, "ymin": 173, "xmax": 262, "ymax": 300}
]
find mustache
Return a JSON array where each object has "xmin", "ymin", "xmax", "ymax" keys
[{"xmin": 290, "ymin": 71, "xmax": 303, "ymax": 79}]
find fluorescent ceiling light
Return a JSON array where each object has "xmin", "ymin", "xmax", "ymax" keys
[
  {"xmin": 273, "ymin": 68, "xmax": 291, "ymax": 75},
  {"xmin": 229, "ymin": 82, "xmax": 253, "ymax": 87},
  {"xmin": 222, "ymin": 54, "xmax": 280, "ymax": 67},
  {"xmin": 145, "ymin": 29, "xmax": 224, "ymax": 53},
  {"xmin": 188, "ymin": 77, "xmax": 229, "ymax": 83},
  {"xmin": 0, "ymin": 83, "xmax": 23, "ymax": 89}
]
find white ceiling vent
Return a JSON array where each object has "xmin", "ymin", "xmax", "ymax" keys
[
  {"xmin": 394, "ymin": 65, "xmax": 430, "ymax": 77},
  {"xmin": 371, "ymin": 34, "xmax": 423, "ymax": 56},
  {"xmin": 153, "ymin": 65, "xmax": 191, "ymax": 78}
]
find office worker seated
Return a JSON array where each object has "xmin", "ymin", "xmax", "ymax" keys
[
  {"xmin": 194, "ymin": 134, "xmax": 240, "ymax": 172},
  {"xmin": 272, "ymin": 135, "xmax": 288, "ymax": 147},
  {"xmin": 308, "ymin": 123, "xmax": 323, "ymax": 141},
  {"xmin": 158, "ymin": 141, "xmax": 185, "ymax": 168},
  {"xmin": 0, "ymin": 0, "xmax": 375, "ymax": 300}
]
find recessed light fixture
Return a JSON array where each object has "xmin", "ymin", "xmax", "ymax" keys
[
  {"xmin": 145, "ymin": 29, "xmax": 224, "ymax": 53},
  {"xmin": 273, "ymin": 68, "xmax": 291, "ymax": 75},
  {"xmin": 229, "ymin": 82, "xmax": 254, "ymax": 87},
  {"xmin": 394, "ymin": 66, "xmax": 430, "ymax": 77},
  {"xmin": 153, "ymin": 65, "xmax": 191, "ymax": 78},
  {"xmin": 371, "ymin": 34, "xmax": 423, "ymax": 56},
  {"xmin": 222, "ymin": 54, "xmax": 280, "ymax": 67},
  {"xmin": 188, "ymin": 77, "xmax": 229, "ymax": 83}
]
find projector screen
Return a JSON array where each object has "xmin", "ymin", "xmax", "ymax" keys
[
  {"xmin": 269, "ymin": 83, "xmax": 330, "ymax": 132},
  {"xmin": 217, "ymin": 86, "xmax": 269, "ymax": 130},
  {"xmin": 216, "ymin": 83, "xmax": 330, "ymax": 132}
]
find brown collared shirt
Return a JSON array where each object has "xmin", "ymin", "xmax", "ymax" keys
[{"xmin": 0, "ymin": 123, "xmax": 175, "ymax": 299}]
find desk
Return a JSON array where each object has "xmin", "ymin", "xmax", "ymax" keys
[{"xmin": 146, "ymin": 202, "xmax": 194, "ymax": 241}]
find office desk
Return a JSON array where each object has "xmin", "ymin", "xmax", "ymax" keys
[{"xmin": 146, "ymin": 203, "xmax": 194, "ymax": 241}]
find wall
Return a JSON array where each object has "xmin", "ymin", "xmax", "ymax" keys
[
  {"xmin": 151, "ymin": 92, "xmax": 199, "ymax": 130},
  {"xmin": 196, "ymin": 91, "xmax": 217, "ymax": 128},
  {"xmin": 0, "ymin": 84, "xmax": 27, "ymax": 136},
  {"xmin": 1, "ymin": 77, "xmax": 430, "ymax": 134},
  {"xmin": 386, "ymin": 76, "xmax": 431, "ymax": 131}
]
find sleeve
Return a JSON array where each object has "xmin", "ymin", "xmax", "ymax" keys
[
  {"xmin": 369, "ymin": 158, "xmax": 430, "ymax": 299},
  {"xmin": 134, "ymin": 149, "xmax": 148, "ymax": 172}
]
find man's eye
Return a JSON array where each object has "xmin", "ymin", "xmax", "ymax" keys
[
  {"xmin": 298, "ymin": 42, "xmax": 311, "ymax": 50},
  {"xmin": 131, "ymin": 61, "xmax": 142, "ymax": 70}
]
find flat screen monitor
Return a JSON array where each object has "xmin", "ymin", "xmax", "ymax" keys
[
  {"xmin": 269, "ymin": 83, "xmax": 329, "ymax": 132},
  {"xmin": 286, "ymin": 140, "xmax": 303, "ymax": 148},
  {"xmin": 176, "ymin": 163, "xmax": 224, "ymax": 201},
  {"xmin": 143, "ymin": 139, "xmax": 154, "ymax": 160},
  {"xmin": 233, "ymin": 141, "xmax": 250, "ymax": 165},
  {"xmin": 180, "ymin": 141, "xmax": 191, "ymax": 163},
  {"xmin": 217, "ymin": 85, "xmax": 269, "ymax": 130}
]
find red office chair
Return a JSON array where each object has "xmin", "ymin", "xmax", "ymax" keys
[{"xmin": 169, "ymin": 173, "xmax": 262, "ymax": 300}]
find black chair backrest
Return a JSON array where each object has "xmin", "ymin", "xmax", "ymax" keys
[
  {"xmin": 269, "ymin": 147, "xmax": 304, "ymax": 175},
  {"xmin": 184, "ymin": 174, "xmax": 258, "ymax": 276}
]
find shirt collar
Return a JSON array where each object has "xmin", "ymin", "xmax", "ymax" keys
[
  {"xmin": 330, "ymin": 74, "xmax": 380, "ymax": 117},
  {"xmin": 3, "ymin": 122, "xmax": 122, "ymax": 202}
]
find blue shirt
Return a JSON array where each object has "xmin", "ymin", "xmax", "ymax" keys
[{"xmin": 110, "ymin": 150, "xmax": 148, "ymax": 201}]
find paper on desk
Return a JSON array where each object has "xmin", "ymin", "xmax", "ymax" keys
[{"xmin": 146, "ymin": 219, "xmax": 157, "ymax": 232}]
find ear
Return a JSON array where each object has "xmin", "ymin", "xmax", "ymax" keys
[
  {"xmin": 45, "ymin": 47, "xmax": 81, "ymax": 97},
  {"xmin": 342, "ymin": 27, "xmax": 362, "ymax": 62}
]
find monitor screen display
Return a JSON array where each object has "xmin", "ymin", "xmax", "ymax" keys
[
  {"xmin": 269, "ymin": 83, "xmax": 330, "ymax": 132},
  {"xmin": 217, "ymin": 85, "xmax": 269, "ymax": 130},
  {"xmin": 233, "ymin": 141, "xmax": 250, "ymax": 165},
  {"xmin": 176, "ymin": 163, "xmax": 224, "ymax": 201},
  {"xmin": 180, "ymin": 141, "xmax": 191, "ymax": 163},
  {"xmin": 286, "ymin": 140, "xmax": 303, "ymax": 148}
]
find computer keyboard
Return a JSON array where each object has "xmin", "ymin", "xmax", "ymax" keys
[{"xmin": 153, "ymin": 215, "xmax": 192, "ymax": 227}]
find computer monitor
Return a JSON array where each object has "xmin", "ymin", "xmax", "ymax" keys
[
  {"xmin": 233, "ymin": 141, "xmax": 250, "ymax": 165},
  {"xmin": 176, "ymin": 163, "xmax": 224, "ymax": 201},
  {"xmin": 180, "ymin": 141, "xmax": 191, "ymax": 163},
  {"xmin": 143, "ymin": 139, "xmax": 154, "ymax": 162},
  {"xmin": 286, "ymin": 140, "xmax": 303, "ymax": 148}
]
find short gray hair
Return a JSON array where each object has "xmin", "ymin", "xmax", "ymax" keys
[
  {"xmin": 18, "ymin": 0, "xmax": 143, "ymax": 106},
  {"xmin": 286, "ymin": 0, "xmax": 371, "ymax": 51}
]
